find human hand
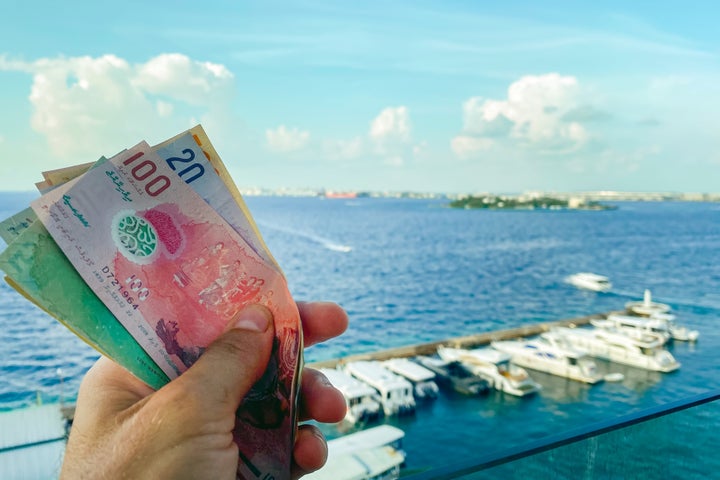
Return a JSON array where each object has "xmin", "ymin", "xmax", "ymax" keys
[{"xmin": 60, "ymin": 301, "xmax": 348, "ymax": 480}]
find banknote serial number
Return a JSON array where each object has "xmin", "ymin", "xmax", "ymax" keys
[{"xmin": 101, "ymin": 266, "xmax": 150, "ymax": 309}]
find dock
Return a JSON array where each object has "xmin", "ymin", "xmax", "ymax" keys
[
  {"xmin": 308, "ymin": 311, "xmax": 611, "ymax": 369},
  {"xmin": 55, "ymin": 311, "xmax": 613, "ymax": 423}
]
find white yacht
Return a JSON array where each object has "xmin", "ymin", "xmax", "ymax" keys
[
  {"xmin": 436, "ymin": 346, "xmax": 541, "ymax": 396},
  {"xmin": 383, "ymin": 358, "xmax": 439, "ymax": 400},
  {"xmin": 319, "ymin": 368, "xmax": 382, "ymax": 424},
  {"xmin": 491, "ymin": 332, "xmax": 604, "ymax": 384},
  {"xmin": 305, "ymin": 425, "xmax": 405, "ymax": 480},
  {"xmin": 596, "ymin": 311, "xmax": 699, "ymax": 343},
  {"xmin": 552, "ymin": 326, "xmax": 680, "ymax": 372},
  {"xmin": 591, "ymin": 315, "xmax": 672, "ymax": 345},
  {"xmin": 343, "ymin": 361, "xmax": 416, "ymax": 416},
  {"xmin": 625, "ymin": 289, "xmax": 671, "ymax": 316},
  {"xmin": 565, "ymin": 272, "xmax": 612, "ymax": 292}
]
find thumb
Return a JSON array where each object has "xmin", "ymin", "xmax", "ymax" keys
[{"xmin": 173, "ymin": 304, "xmax": 275, "ymax": 414}]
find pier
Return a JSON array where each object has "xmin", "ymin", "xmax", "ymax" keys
[
  {"xmin": 308, "ymin": 311, "xmax": 612, "ymax": 369},
  {"xmin": 52, "ymin": 311, "xmax": 613, "ymax": 423}
]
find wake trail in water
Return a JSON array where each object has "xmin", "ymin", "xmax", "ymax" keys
[{"xmin": 258, "ymin": 221, "xmax": 352, "ymax": 253}]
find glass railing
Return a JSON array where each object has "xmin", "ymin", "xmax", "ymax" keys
[{"xmin": 404, "ymin": 389, "xmax": 720, "ymax": 479}]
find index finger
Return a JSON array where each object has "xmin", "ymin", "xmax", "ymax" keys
[{"xmin": 297, "ymin": 302, "xmax": 348, "ymax": 348}]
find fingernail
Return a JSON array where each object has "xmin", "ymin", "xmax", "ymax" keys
[{"xmin": 232, "ymin": 305, "xmax": 272, "ymax": 332}]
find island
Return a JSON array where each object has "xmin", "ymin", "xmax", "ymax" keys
[{"xmin": 449, "ymin": 195, "xmax": 617, "ymax": 211}]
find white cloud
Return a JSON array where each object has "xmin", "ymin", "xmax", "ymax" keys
[
  {"xmin": 453, "ymin": 73, "xmax": 591, "ymax": 158},
  {"xmin": 266, "ymin": 125, "xmax": 310, "ymax": 153},
  {"xmin": 369, "ymin": 106, "xmax": 411, "ymax": 143},
  {"xmin": 133, "ymin": 53, "xmax": 234, "ymax": 106},
  {"xmin": 451, "ymin": 135, "xmax": 494, "ymax": 159},
  {"xmin": 323, "ymin": 137, "xmax": 364, "ymax": 160},
  {"xmin": 366, "ymin": 105, "xmax": 420, "ymax": 166},
  {"xmin": 270, "ymin": 105, "xmax": 420, "ymax": 166},
  {"xmin": 1, "ymin": 53, "xmax": 234, "ymax": 159}
]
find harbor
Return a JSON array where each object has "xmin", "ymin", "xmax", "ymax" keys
[{"xmin": 305, "ymin": 290, "xmax": 701, "ymax": 479}]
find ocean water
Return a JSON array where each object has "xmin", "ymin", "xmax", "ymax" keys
[{"xmin": 1, "ymin": 193, "xmax": 719, "ymax": 475}]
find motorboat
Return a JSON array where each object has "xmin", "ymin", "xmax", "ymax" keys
[
  {"xmin": 591, "ymin": 315, "xmax": 672, "ymax": 346},
  {"xmin": 305, "ymin": 425, "xmax": 405, "ymax": 480},
  {"xmin": 491, "ymin": 332, "xmax": 604, "ymax": 384},
  {"xmin": 383, "ymin": 358, "xmax": 439, "ymax": 400},
  {"xmin": 551, "ymin": 326, "xmax": 680, "ymax": 372},
  {"xmin": 436, "ymin": 346, "xmax": 541, "ymax": 396},
  {"xmin": 319, "ymin": 368, "xmax": 383, "ymax": 424},
  {"xmin": 343, "ymin": 361, "xmax": 416, "ymax": 416},
  {"xmin": 413, "ymin": 356, "xmax": 490, "ymax": 396},
  {"xmin": 625, "ymin": 289, "xmax": 671, "ymax": 316},
  {"xmin": 652, "ymin": 313, "xmax": 699, "ymax": 342},
  {"xmin": 565, "ymin": 272, "xmax": 612, "ymax": 292}
]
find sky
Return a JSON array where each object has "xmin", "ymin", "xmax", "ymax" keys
[{"xmin": 1, "ymin": 0, "xmax": 719, "ymax": 194}]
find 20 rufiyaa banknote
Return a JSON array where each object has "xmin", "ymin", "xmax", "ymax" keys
[{"xmin": 31, "ymin": 141, "xmax": 301, "ymax": 480}]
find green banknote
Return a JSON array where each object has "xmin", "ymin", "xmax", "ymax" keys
[
  {"xmin": 0, "ymin": 207, "xmax": 37, "ymax": 244},
  {"xmin": 0, "ymin": 220, "xmax": 169, "ymax": 389}
]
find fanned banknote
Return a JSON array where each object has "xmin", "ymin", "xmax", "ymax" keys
[
  {"xmin": 1, "ymin": 129, "xmax": 286, "ymax": 367},
  {"xmin": 31, "ymin": 141, "xmax": 301, "ymax": 479},
  {"xmin": 3, "ymin": 132, "xmax": 284, "ymax": 367},
  {"xmin": 0, "ymin": 221, "xmax": 170, "ymax": 389}
]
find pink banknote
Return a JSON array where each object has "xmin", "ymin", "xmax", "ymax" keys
[{"xmin": 32, "ymin": 142, "xmax": 301, "ymax": 480}]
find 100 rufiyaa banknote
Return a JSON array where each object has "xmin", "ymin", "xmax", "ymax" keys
[{"xmin": 0, "ymin": 127, "xmax": 302, "ymax": 480}]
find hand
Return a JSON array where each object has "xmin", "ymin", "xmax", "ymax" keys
[{"xmin": 60, "ymin": 301, "xmax": 348, "ymax": 480}]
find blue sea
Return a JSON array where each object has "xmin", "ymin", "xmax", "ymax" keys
[{"xmin": 1, "ymin": 193, "xmax": 719, "ymax": 475}]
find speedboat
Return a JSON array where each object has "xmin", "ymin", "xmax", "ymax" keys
[
  {"xmin": 437, "ymin": 346, "xmax": 541, "ymax": 397},
  {"xmin": 343, "ymin": 361, "xmax": 416, "ymax": 416},
  {"xmin": 565, "ymin": 272, "xmax": 612, "ymax": 292},
  {"xmin": 625, "ymin": 289, "xmax": 671, "ymax": 316},
  {"xmin": 491, "ymin": 332, "xmax": 604, "ymax": 384},
  {"xmin": 319, "ymin": 368, "xmax": 383, "ymax": 424},
  {"xmin": 551, "ymin": 326, "xmax": 680, "ymax": 372},
  {"xmin": 414, "ymin": 356, "xmax": 490, "ymax": 396},
  {"xmin": 652, "ymin": 313, "xmax": 699, "ymax": 342},
  {"xmin": 383, "ymin": 358, "xmax": 439, "ymax": 400}
]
